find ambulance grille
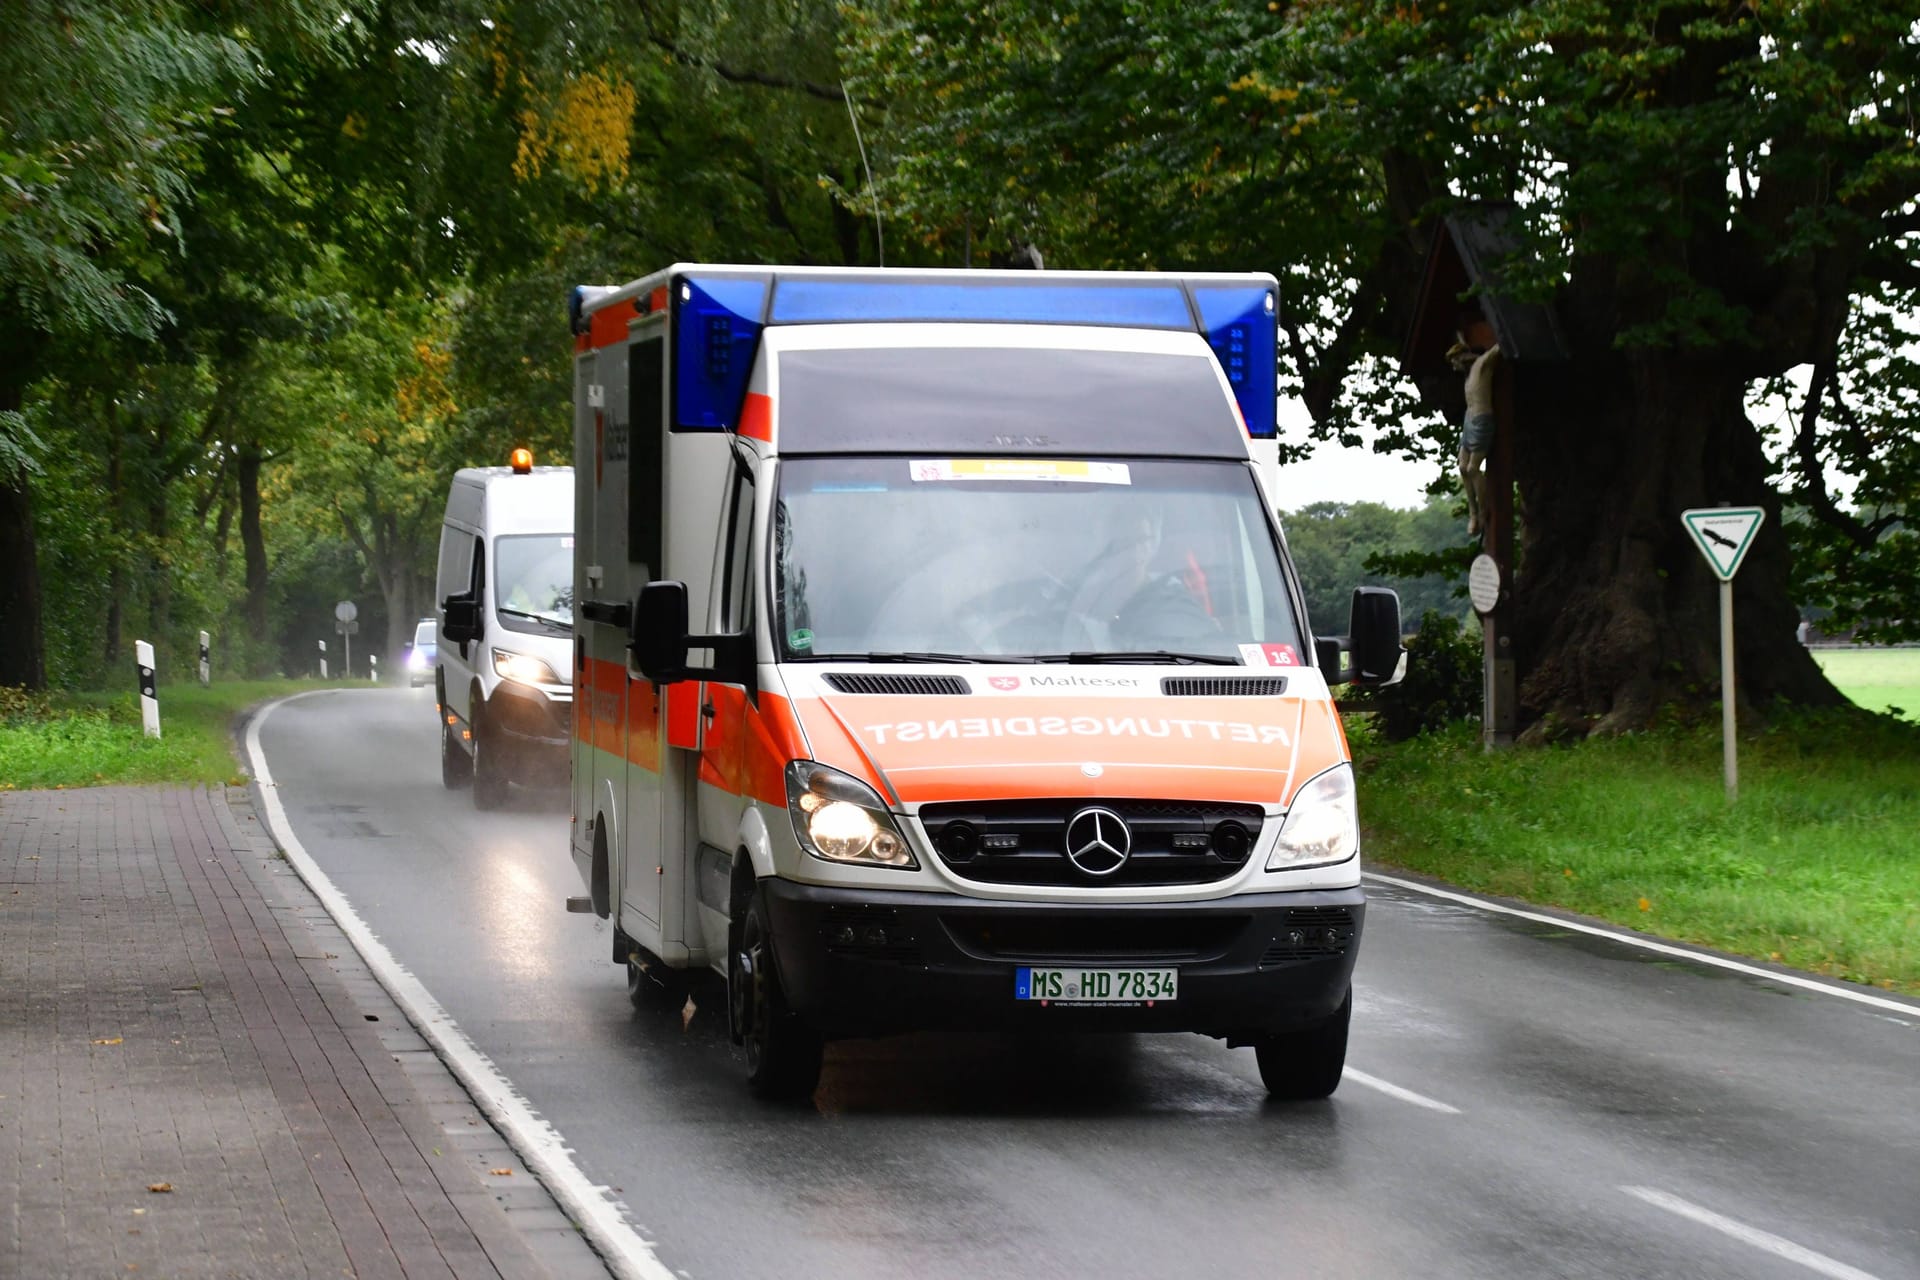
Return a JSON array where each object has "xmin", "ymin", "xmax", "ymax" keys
[
  {"xmin": 1256, "ymin": 908, "xmax": 1359, "ymax": 968},
  {"xmin": 1161, "ymin": 676, "xmax": 1289, "ymax": 696},
  {"xmin": 824, "ymin": 673, "xmax": 971, "ymax": 696},
  {"xmin": 919, "ymin": 799, "xmax": 1266, "ymax": 887}
]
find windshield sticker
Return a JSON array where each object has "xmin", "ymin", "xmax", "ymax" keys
[
  {"xmin": 909, "ymin": 459, "xmax": 1131, "ymax": 485},
  {"xmin": 1239, "ymin": 642, "xmax": 1301, "ymax": 668},
  {"xmin": 788, "ymin": 628, "xmax": 814, "ymax": 652}
]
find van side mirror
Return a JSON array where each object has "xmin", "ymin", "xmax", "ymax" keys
[
  {"xmin": 632, "ymin": 581, "xmax": 691, "ymax": 684},
  {"xmin": 402, "ymin": 640, "xmax": 414, "ymax": 652},
  {"xmin": 1313, "ymin": 586, "xmax": 1406, "ymax": 688},
  {"xmin": 442, "ymin": 595, "xmax": 480, "ymax": 646}
]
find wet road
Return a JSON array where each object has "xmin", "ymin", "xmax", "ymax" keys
[{"xmin": 258, "ymin": 688, "xmax": 1920, "ymax": 1280}]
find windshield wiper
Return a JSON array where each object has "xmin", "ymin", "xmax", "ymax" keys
[
  {"xmin": 794, "ymin": 651, "xmax": 1027, "ymax": 665},
  {"xmin": 1029, "ymin": 651, "xmax": 1240, "ymax": 666},
  {"xmin": 499, "ymin": 607, "xmax": 570, "ymax": 632}
]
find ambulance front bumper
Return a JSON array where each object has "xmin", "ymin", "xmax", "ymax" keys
[{"xmin": 761, "ymin": 880, "xmax": 1363, "ymax": 1041}]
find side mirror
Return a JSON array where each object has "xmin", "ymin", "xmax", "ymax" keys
[
  {"xmin": 1347, "ymin": 586, "xmax": 1406, "ymax": 687},
  {"xmin": 442, "ymin": 595, "xmax": 480, "ymax": 646},
  {"xmin": 402, "ymin": 640, "xmax": 414, "ymax": 652},
  {"xmin": 632, "ymin": 580, "xmax": 691, "ymax": 684}
]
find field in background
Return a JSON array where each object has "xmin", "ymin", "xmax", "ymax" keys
[{"xmin": 1812, "ymin": 646, "xmax": 1920, "ymax": 720}]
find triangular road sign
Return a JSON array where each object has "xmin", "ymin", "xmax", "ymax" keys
[{"xmin": 1681, "ymin": 507, "xmax": 1765, "ymax": 581}]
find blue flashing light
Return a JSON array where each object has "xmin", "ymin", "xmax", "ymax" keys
[
  {"xmin": 673, "ymin": 275, "xmax": 769, "ymax": 430},
  {"xmin": 769, "ymin": 279, "xmax": 1194, "ymax": 329},
  {"xmin": 1191, "ymin": 284, "xmax": 1278, "ymax": 439}
]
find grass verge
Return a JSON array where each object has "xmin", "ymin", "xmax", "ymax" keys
[
  {"xmin": 1352, "ymin": 708, "xmax": 1920, "ymax": 996},
  {"xmin": 0, "ymin": 680, "xmax": 360, "ymax": 791}
]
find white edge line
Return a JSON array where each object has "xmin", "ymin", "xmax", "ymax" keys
[
  {"xmin": 1363, "ymin": 870, "xmax": 1920, "ymax": 1018},
  {"xmin": 1622, "ymin": 1186, "xmax": 1883, "ymax": 1280},
  {"xmin": 246, "ymin": 692, "xmax": 674, "ymax": 1280},
  {"xmin": 1341, "ymin": 1067, "xmax": 1462, "ymax": 1114}
]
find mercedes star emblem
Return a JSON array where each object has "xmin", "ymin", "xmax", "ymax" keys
[{"xmin": 1063, "ymin": 806, "xmax": 1131, "ymax": 876}]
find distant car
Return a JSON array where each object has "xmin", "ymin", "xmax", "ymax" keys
[{"xmin": 405, "ymin": 617, "xmax": 438, "ymax": 687}]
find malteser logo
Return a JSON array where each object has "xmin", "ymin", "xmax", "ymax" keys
[
  {"xmin": 1026, "ymin": 674, "xmax": 1141, "ymax": 689},
  {"xmin": 989, "ymin": 676, "xmax": 1022, "ymax": 691}
]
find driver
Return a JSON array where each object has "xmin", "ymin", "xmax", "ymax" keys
[{"xmin": 1069, "ymin": 504, "xmax": 1215, "ymax": 648}]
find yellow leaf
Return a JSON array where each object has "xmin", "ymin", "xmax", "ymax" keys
[
  {"xmin": 1637, "ymin": 897, "xmax": 1652, "ymax": 912},
  {"xmin": 93, "ymin": 1037, "xmax": 123, "ymax": 1046},
  {"xmin": 147, "ymin": 1182, "xmax": 172, "ymax": 1194},
  {"xmin": 490, "ymin": 1168, "xmax": 513, "ymax": 1177}
]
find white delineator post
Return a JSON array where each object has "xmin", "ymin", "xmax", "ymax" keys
[
  {"xmin": 369, "ymin": 654, "xmax": 379, "ymax": 683},
  {"xmin": 198, "ymin": 630, "xmax": 211, "ymax": 686},
  {"xmin": 136, "ymin": 640, "xmax": 161, "ymax": 739},
  {"xmin": 318, "ymin": 639, "xmax": 328, "ymax": 680},
  {"xmin": 1681, "ymin": 506, "xmax": 1766, "ymax": 805}
]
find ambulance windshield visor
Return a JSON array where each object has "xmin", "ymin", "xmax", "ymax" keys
[
  {"xmin": 492, "ymin": 535, "xmax": 574, "ymax": 631},
  {"xmin": 773, "ymin": 457, "xmax": 1304, "ymax": 663}
]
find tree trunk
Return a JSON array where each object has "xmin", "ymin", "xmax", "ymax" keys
[
  {"xmin": 238, "ymin": 440, "xmax": 270, "ymax": 670},
  {"xmin": 1510, "ymin": 349, "xmax": 1844, "ymax": 737},
  {"xmin": 105, "ymin": 421, "xmax": 124, "ymax": 669},
  {"xmin": 0, "ymin": 467, "xmax": 45, "ymax": 691}
]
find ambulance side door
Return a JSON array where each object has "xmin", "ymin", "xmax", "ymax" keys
[{"xmin": 619, "ymin": 329, "xmax": 667, "ymax": 934}]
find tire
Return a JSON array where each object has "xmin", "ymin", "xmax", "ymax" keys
[
  {"xmin": 728, "ymin": 889, "xmax": 822, "ymax": 1101},
  {"xmin": 625, "ymin": 950, "xmax": 684, "ymax": 1009},
  {"xmin": 1253, "ymin": 988, "xmax": 1351, "ymax": 1101},
  {"xmin": 440, "ymin": 713, "xmax": 472, "ymax": 790},
  {"xmin": 470, "ymin": 705, "xmax": 508, "ymax": 811}
]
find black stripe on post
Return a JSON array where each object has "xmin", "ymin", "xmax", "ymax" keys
[{"xmin": 138, "ymin": 666, "xmax": 157, "ymax": 699}]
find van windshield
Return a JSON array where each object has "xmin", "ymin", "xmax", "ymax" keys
[
  {"xmin": 773, "ymin": 457, "xmax": 1304, "ymax": 664},
  {"xmin": 492, "ymin": 534, "xmax": 573, "ymax": 632}
]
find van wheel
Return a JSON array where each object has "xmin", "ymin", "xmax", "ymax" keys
[
  {"xmin": 1253, "ymin": 988, "xmax": 1351, "ymax": 1101},
  {"xmin": 440, "ymin": 715, "xmax": 472, "ymax": 790},
  {"xmin": 470, "ymin": 708, "xmax": 507, "ymax": 811},
  {"xmin": 625, "ymin": 951, "xmax": 684, "ymax": 1009},
  {"xmin": 728, "ymin": 890, "xmax": 822, "ymax": 1101}
]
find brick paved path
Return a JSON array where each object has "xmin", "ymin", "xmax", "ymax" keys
[{"xmin": 0, "ymin": 785, "xmax": 611, "ymax": 1280}]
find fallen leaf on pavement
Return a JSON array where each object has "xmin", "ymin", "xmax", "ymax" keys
[
  {"xmin": 681, "ymin": 995, "xmax": 697, "ymax": 1031},
  {"xmin": 147, "ymin": 1183, "xmax": 172, "ymax": 1194},
  {"xmin": 489, "ymin": 1168, "xmax": 512, "ymax": 1177},
  {"xmin": 93, "ymin": 1037, "xmax": 123, "ymax": 1046}
]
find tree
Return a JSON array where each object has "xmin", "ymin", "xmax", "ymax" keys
[{"xmin": 847, "ymin": 0, "xmax": 1920, "ymax": 734}]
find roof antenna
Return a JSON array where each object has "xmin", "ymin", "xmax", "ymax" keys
[{"xmin": 842, "ymin": 80, "xmax": 883, "ymax": 266}]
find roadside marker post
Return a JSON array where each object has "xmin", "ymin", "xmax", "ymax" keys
[
  {"xmin": 1681, "ymin": 506, "xmax": 1765, "ymax": 803},
  {"xmin": 318, "ymin": 639, "xmax": 328, "ymax": 680},
  {"xmin": 369, "ymin": 654, "xmax": 379, "ymax": 683},
  {"xmin": 136, "ymin": 640, "xmax": 160, "ymax": 739},
  {"xmin": 198, "ymin": 630, "xmax": 211, "ymax": 686}
]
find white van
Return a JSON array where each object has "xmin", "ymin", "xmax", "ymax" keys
[
  {"xmin": 567, "ymin": 267, "xmax": 1404, "ymax": 1099},
  {"xmin": 435, "ymin": 451, "xmax": 575, "ymax": 809}
]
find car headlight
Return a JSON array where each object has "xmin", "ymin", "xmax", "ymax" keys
[
  {"xmin": 785, "ymin": 761, "xmax": 916, "ymax": 869},
  {"xmin": 492, "ymin": 648, "xmax": 561, "ymax": 686},
  {"xmin": 407, "ymin": 650, "xmax": 429, "ymax": 670},
  {"xmin": 1266, "ymin": 763, "xmax": 1359, "ymax": 870}
]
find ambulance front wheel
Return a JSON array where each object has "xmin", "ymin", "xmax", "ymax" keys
[
  {"xmin": 440, "ymin": 714, "xmax": 471, "ymax": 790},
  {"xmin": 1253, "ymin": 987, "xmax": 1350, "ymax": 1101},
  {"xmin": 729, "ymin": 890, "xmax": 822, "ymax": 1101}
]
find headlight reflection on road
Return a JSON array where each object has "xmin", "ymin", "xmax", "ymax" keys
[{"xmin": 472, "ymin": 846, "xmax": 563, "ymax": 986}]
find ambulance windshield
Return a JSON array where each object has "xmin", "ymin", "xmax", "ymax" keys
[{"xmin": 773, "ymin": 457, "xmax": 1304, "ymax": 665}]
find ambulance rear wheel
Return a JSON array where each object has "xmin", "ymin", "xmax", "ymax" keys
[
  {"xmin": 729, "ymin": 892, "xmax": 822, "ymax": 1101},
  {"xmin": 440, "ymin": 715, "xmax": 471, "ymax": 790},
  {"xmin": 1253, "ymin": 988, "xmax": 1350, "ymax": 1101},
  {"xmin": 470, "ymin": 708, "xmax": 507, "ymax": 811}
]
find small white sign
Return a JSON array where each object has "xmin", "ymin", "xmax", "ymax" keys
[
  {"xmin": 1681, "ymin": 507, "xmax": 1765, "ymax": 581},
  {"xmin": 1468, "ymin": 554, "xmax": 1502, "ymax": 616},
  {"xmin": 334, "ymin": 600, "xmax": 359, "ymax": 623}
]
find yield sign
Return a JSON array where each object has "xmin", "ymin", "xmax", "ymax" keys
[{"xmin": 1681, "ymin": 507, "xmax": 1765, "ymax": 581}]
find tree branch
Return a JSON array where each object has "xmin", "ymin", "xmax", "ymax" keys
[
  {"xmin": 647, "ymin": 35, "xmax": 854, "ymax": 105},
  {"xmin": 1794, "ymin": 357, "xmax": 1876, "ymax": 548}
]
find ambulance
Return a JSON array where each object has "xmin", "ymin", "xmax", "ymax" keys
[{"xmin": 566, "ymin": 266, "xmax": 1405, "ymax": 1100}]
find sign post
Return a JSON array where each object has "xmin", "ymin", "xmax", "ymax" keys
[
  {"xmin": 334, "ymin": 601, "xmax": 359, "ymax": 678},
  {"xmin": 1681, "ymin": 506, "xmax": 1765, "ymax": 803}
]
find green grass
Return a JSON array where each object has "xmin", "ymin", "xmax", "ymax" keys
[
  {"xmin": 0, "ymin": 680, "xmax": 356, "ymax": 791},
  {"xmin": 1813, "ymin": 646, "xmax": 1920, "ymax": 721},
  {"xmin": 1353, "ymin": 709, "xmax": 1920, "ymax": 996}
]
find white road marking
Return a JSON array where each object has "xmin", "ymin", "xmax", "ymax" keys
[
  {"xmin": 1622, "ymin": 1186, "xmax": 1884, "ymax": 1280},
  {"xmin": 1341, "ymin": 1068, "xmax": 1462, "ymax": 1114},
  {"xmin": 247, "ymin": 692, "xmax": 674, "ymax": 1280},
  {"xmin": 1364, "ymin": 871, "xmax": 1920, "ymax": 1019}
]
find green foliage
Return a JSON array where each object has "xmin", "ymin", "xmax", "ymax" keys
[
  {"xmin": 1281, "ymin": 495, "xmax": 1467, "ymax": 632},
  {"xmin": 1370, "ymin": 610, "xmax": 1483, "ymax": 742},
  {"xmin": 1356, "ymin": 707, "xmax": 1920, "ymax": 994}
]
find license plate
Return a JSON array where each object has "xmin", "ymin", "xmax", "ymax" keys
[{"xmin": 1015, "ymin": 967, "xmax": 1177, "ymax": 1004}]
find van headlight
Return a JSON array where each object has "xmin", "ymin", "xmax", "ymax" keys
[
  {"xmin": 492, "ymin": 648, "xmax": 561, "ymax": 686},
  {"xmin": 786, "ymin": 761, "xmax": 916, "ymax": 869},
  {"xmin": 1266, "ymin": 764, "xmax": 1359, "ymax": 870}
]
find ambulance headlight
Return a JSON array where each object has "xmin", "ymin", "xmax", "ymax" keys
[
  {"xmin": 786, "ymin": 761, "xmax": 916, "ymax": 869},
  {"xmin": 492, "ymin": 648, "xmax": 561, "ymax": 686},
  {"xmin": 1266, "ymin": 764, "xmax": 1359, "ymax": 870}
]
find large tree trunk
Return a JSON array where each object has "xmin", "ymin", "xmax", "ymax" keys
[
  {"xmin": 238, "ymin": 440, "xmax": 270, "ymax": 671},
  {"xmin": 1511, "ymin": 349, "xmax": 1844, "ymax": 737},
  {"xmin": 0, "ymin": 364, "xmax": 45, "ymax": 690}
]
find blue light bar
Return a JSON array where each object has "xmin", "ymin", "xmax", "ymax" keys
[
  {"xmin": 1191, "ymin": 284, "xmax": 1278, "ymax": 439},
  {"xmin": 769, "ymin": 279, "xmax": 1194, "ymax": 329},
  {"xmin": 672, "ymin": 275, "xmax": 769, "ymax": 430}
]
